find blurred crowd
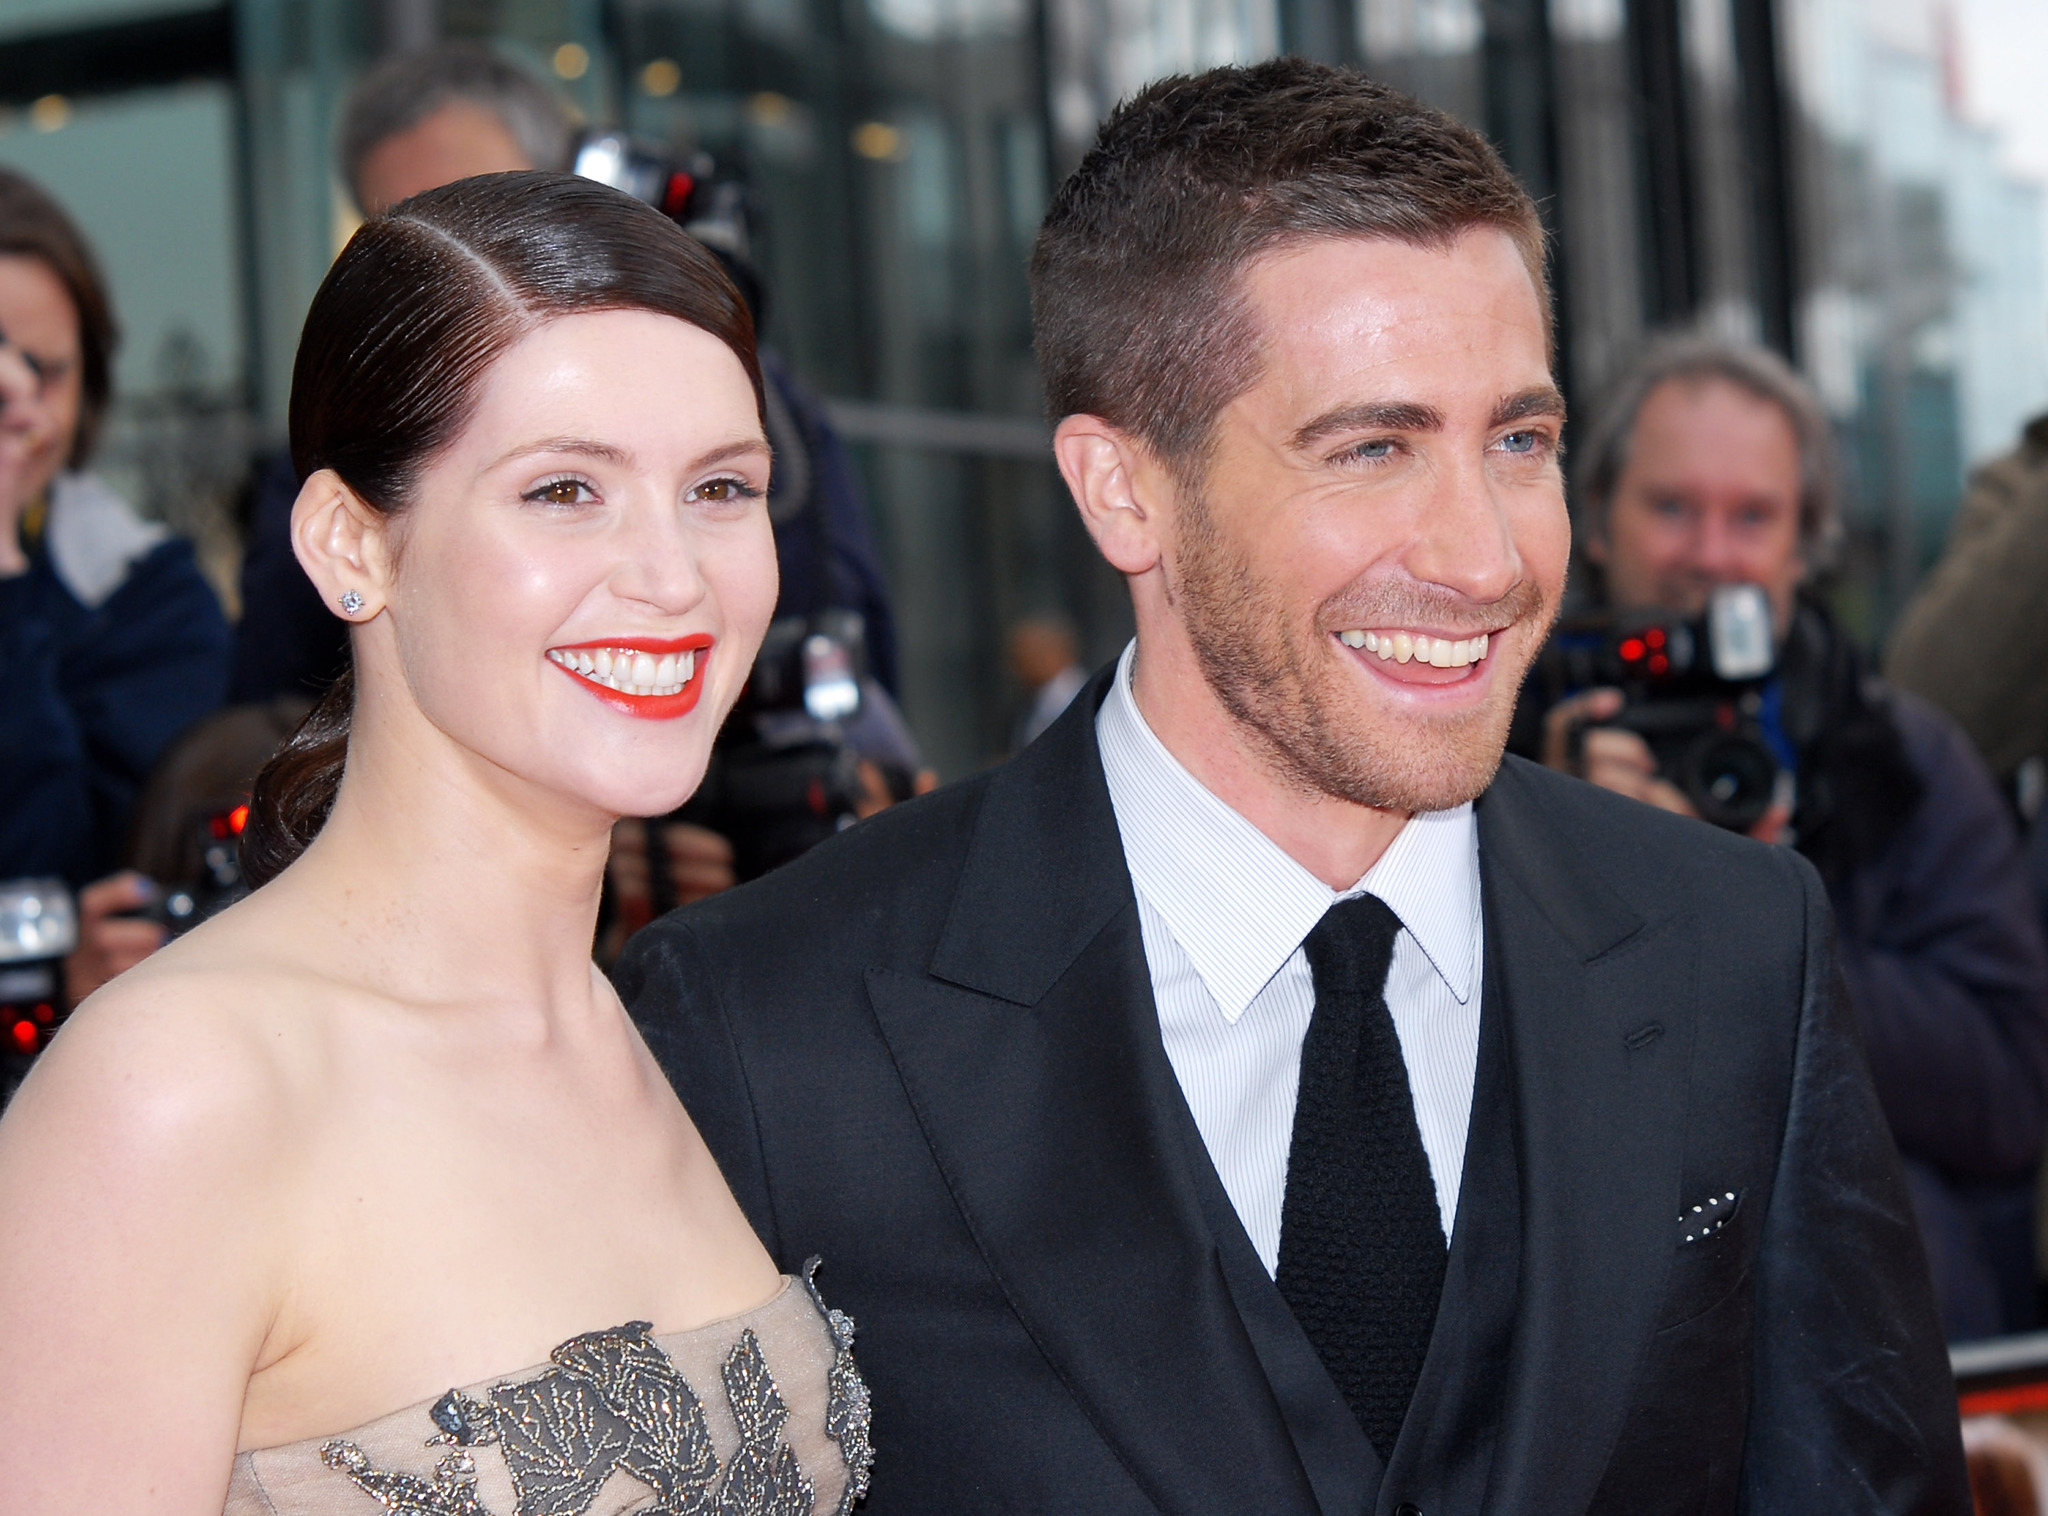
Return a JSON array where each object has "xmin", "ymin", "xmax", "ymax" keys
[{"xmin": 8, "ymin": 42, "xmax": 2048, "ymax": 1357}]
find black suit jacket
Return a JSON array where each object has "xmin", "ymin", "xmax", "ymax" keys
[{"xmin": 618, "ymin": 672, "xmax": 1968, "ymax": 1514}]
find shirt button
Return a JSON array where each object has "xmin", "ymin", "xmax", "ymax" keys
[{"xmin": 1394, "ymin": 1505, "xmax": 1422, "ymax": 1516}]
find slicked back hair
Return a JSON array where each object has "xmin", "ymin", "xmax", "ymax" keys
[{"xmin": 1030, "ymin": 59, "xmax": 1548, "ymax": 484}]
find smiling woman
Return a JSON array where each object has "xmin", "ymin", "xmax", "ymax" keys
[{"xmin": 0, "ymin": 173, "xmax": 870, "ymax": 1516}]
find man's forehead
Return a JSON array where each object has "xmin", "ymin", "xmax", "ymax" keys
[{"xmin": 1232, "ymin": 230, "xmax": 1554, "ymax": 424}]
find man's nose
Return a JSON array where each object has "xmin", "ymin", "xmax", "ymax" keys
[
  {"xmin": 1404, "ymin": 455, "xmax": 1522, "ymax": 603},
  {"xmin": 1690, "ymin": 512, "xmax": 1750, "ymax": 581}
]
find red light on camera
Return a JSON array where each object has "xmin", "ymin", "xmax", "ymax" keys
[
  {"xmin": 32, "ymin": 1002, "xmax": 53, "ymax": 1024},
  {"xmin": 1619, "ymin": 637, "xmax": 1646, "ymax": 662},
  {"xmin": 9, "ymin": 1018, "xmax": 38, "ymax": 1054},
  {"xmin": 228, "ymin": 804, "xmax": 249, "ymax": 835},
  {"xmin": 1648, "ymin": 654, "xmax": 1670, "ymax": 675},
  {"xmin": 662, "ymin": 172, "xmax": 696, "ymax": 219},
  {"xmin": 1645, "ymin": 626, "xmax": 1667, "ymax": 648}
]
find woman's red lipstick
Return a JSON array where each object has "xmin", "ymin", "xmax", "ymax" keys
[{"xmin": 545, "ymin": 634, "xmax": 713, "ymax": 720}]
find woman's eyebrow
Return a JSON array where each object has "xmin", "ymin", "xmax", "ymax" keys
[
  {"xmin": 687, "ymin": 437, "xmax": 773, "ymax": 472},
  {"xmin": 488, "ymin": 436, "xmax": 636, "ymax": 469}
]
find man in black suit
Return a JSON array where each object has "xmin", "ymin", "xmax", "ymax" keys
[{"xmin": 618, "ymin": 60, "xmax": 1967, "ymax": 1514}]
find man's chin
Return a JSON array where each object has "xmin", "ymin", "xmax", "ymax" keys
[{"xmin": 1261, "ymin": 694, "xmax": 1516, "ymax": 814}]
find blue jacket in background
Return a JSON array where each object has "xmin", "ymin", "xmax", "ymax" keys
[
  {"xmin": 1835, "ymin": 688, "xmax": 2048, "ymax": 1339},
  {"xmin": 0, "ymin": 474, "xmax": 230, "ymax": 888}
]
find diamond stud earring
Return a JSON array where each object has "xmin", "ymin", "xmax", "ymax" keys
[{"xmin": 338, "ymin": 589, "xmax": 365, "ymax": 615}]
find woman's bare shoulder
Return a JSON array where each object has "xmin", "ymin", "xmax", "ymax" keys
[{"xmin": 0, "ymin": 905, "xmax": 344, "ymax": 1194}]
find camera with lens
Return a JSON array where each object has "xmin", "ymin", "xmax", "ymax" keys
[
  {"xmin": 0, "ymin": 878, "xmax": 77, "ymax": 1094},
  {"xmin": 1534, "ymin": 583, "xmax": 1784, "ymax": 832},
  {"xmin": 137, "ymin": 803, "xmax": 252, "ymax": 936},
  {"xmin": 665, "ymin": 610, "xmax": 902, "ymax": 891}
]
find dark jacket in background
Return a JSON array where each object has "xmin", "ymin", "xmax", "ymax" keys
[
  {"xmin": 1517, "ymin": 599, "xmax": 2048, "ymax": 1339},
  {"xmin": 0, "ymin": 478, "xmax": 230, "ymax": 887},
  {"xmin": 619, "ymin": 672, "xmax": 1967, "ymax": 1515},
  {"xmin": 1887, "ymin": 409, "xmax": 2048, "ymax": 786},
  {"xmin": 1839, "ymin": 686, "xmax": 2048, "ymax": 1334},
  {"xmin": 229, "ymin": 352, "xmax": 900, "ymax": 703}
]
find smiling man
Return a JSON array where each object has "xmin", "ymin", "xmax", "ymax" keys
[{"xmin": 620, "ymin": 62, "xmax": 1966, "ymax": 1514}]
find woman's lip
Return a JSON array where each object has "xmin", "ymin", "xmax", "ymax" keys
[
  {"xmin": 549, "ymin": 633, "xmax": 714, "ymax": 654},
  {"xmin": 548, "ymin": 637, "xmax": 712, "ymax": 721},
  {"xmin": 576, "ymin": 680, "xmax": 707, "ymax": 720}
]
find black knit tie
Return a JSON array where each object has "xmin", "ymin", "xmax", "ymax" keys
[{"xmin": 1275, "ymin": 891, "xmax": 1447, "ymax": 1461}]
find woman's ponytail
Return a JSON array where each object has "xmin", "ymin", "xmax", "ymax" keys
[{"xmin": 239, "ymin": 667, "xmax": 353, "ymax": 887}]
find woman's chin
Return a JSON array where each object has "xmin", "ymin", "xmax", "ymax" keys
[{"xmin": 580, "ymin": 767, "xmax": 710, "ymax": 825}]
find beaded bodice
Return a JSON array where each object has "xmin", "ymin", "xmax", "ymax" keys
[{"xmin": 224, "ymin": 1262, "xmax": 872, "ymax": 1516}]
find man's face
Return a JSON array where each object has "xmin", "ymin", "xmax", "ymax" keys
[
  {"xmin": 354, "ymin": 99, "xmax": 534, "ymax": 216},
  {"xmin": 1591, "ymin": 376, "xmax": 1805, "ymax": 631},
  {"xmin": 1167, "ymin": 229, "xmax": 1569, "ymax": 813}
]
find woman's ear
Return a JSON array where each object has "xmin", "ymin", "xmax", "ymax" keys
[
  {"xmin": 1053, "ymin": 415, "xmax": 1171, "ymax": 578},
  {"xmin": 291, "ymin": 469, "xmax": 393, "ymax": 620}
]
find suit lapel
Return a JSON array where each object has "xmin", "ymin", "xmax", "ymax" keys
[
  {"xmin": 865, "ymin": 675, "xmax": 1322, "ymax": 1514},
  {"xmin": 1475, "ymin": 761, "xmax": 1695, "ymax": 1510}
]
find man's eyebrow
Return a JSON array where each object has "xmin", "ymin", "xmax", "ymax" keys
[
  {"xmin": 1290, "ymin": 401, "xmax": 1446, "ymax": 451},
  {"xmin": 1490, "ymin": 387, "xmax": 1568, "ymax": 428}
]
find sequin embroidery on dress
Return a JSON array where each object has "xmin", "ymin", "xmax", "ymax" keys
[
  {"xmin": 316, "ymin": 1258, "xmax": 873, "ymax": 1516},
  {"xmin": 802, "ymin": 1258, "xmax": 873, "ymax": 1512}
]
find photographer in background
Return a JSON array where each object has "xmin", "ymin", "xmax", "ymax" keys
[
  {"xmin": 0, "ymin": 168, "xmax": 230, "ymax": 1003},
  {"xmin": 1517, "ymin": 336, "xmax": 2048, "ymax": 1339},
  {"xmin": 231, "ymin": 42, "xmax": 910, "ymax": 909}
]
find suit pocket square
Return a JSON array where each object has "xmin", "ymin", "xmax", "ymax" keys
[{"xmin": 1679, "ymin": 1188, "xmax": 1740, "ymax": 1246}]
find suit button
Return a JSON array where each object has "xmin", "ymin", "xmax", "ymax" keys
[{"xmin": 1395, "ymin": 1505, "xmax": 1422, "ymax": 1516}]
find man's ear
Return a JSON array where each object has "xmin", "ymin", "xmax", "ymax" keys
[
  {"xmin": 291, "ymin": 468, "xmax": 393, "ymax": 619},
  {"xmin": 1053, "ymin": 414, "xmax": 1170, "ymax": 577}
]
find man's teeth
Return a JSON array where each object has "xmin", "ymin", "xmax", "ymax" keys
[
  {"xmin": 1337, "ymin": 628, "xmax": 1491, "ymax": 668},
  {"xmin": 547, "ymin": 647, "xmax": 698, "ymax": 696}
]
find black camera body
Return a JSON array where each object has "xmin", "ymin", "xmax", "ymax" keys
[
  {"xmin": 0, "ymin": 877, "xmax": 76, "ymax": 1097},
  {"xmin": 143, "ymin": 804, "xmax": 250, "ymax": 936},
  {"xmin": 672, "ymin": 610, "xmax": 881, "ymax": 888},
  {"xmin": 1539, "ymin": 584, "xmax": 1783, "ymax": 832}
]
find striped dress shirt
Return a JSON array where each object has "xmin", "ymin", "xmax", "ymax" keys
[{"xmin": 1096, "ymin": 641, "xmax": 1485, "ymax": 1274}]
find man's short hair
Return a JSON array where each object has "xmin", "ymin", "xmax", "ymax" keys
[
  {"xmin": 339, "ymin": 43, "xmax": 574, "ymax": 211},
  {"xmin": 1577, "ymin": 335, "xmax": 1842, "ymax": 571},
  {"xmin": 1029, "ymin": 59, "xmax": 1547, "ymax": 482}
]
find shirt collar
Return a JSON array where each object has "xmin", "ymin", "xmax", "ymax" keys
[{"xmin": 1097, "ymin": 640, "xmax": 1480, "ymax": 1021}]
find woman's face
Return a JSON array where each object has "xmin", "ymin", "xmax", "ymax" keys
[
  {"xmin": 374, "ymin": 308, "xmax": 777, "ymax": 822},
  {"xmin": 0, "ymin": 255, "xmax": 83, "ymax": 497}
]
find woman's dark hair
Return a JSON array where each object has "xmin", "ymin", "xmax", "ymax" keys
[
  {"xmin": 242, "ymin": 171, "xmax": 761, "ymax": 887},
  {"xmin": 0, "ymin": 166, "xmax": 119, "ymax": 465}
]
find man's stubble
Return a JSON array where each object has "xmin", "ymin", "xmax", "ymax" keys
[{"xmin": 1170, "ymin": 484, "xmax": 1552, "ymax": 815}]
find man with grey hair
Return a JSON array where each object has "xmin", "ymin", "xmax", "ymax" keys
[
  {"xmin": 339, "ymin": 42, "xmax": 575, "ymax": 214},
  {"xmin": 1518, "ymin": 334, "xmax": 2048, "ymax": 1339}
]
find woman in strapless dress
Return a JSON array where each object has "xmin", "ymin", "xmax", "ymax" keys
[{"xmin": 0, "ymin": 172, "xmax": 871, "ymax": 1515}]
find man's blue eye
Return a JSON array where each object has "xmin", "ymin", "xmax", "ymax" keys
[
  {"xmin": 1500, "ymin": 430, "xmax": 1540, "ymax": 454},
  {"xmin": 1350, "ymin": 440, "xmax": 1394, "ymax": 460}
]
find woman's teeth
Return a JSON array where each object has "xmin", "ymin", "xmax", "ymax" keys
[
  {"xmin": 547, "ymin": 646, "xmax": 697, "ymax": 696},
  {"xmin": 1338, "ymin": 628, "xmax": 1491, "ymax": 668}
]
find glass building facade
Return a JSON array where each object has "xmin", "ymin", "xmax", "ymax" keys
[{"xmin": 0, "ymin": 0, "xmax": 2041, "ymax": 774}]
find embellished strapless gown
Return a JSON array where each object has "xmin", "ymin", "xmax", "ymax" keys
[{"xmin": 223, "ymin": 1261, "xmax": 873, "ymax": 1516}]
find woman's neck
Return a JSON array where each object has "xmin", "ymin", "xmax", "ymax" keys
[{"xmin": 268, "ymin": 700, "xmax": 616, "ymax": 1021}]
